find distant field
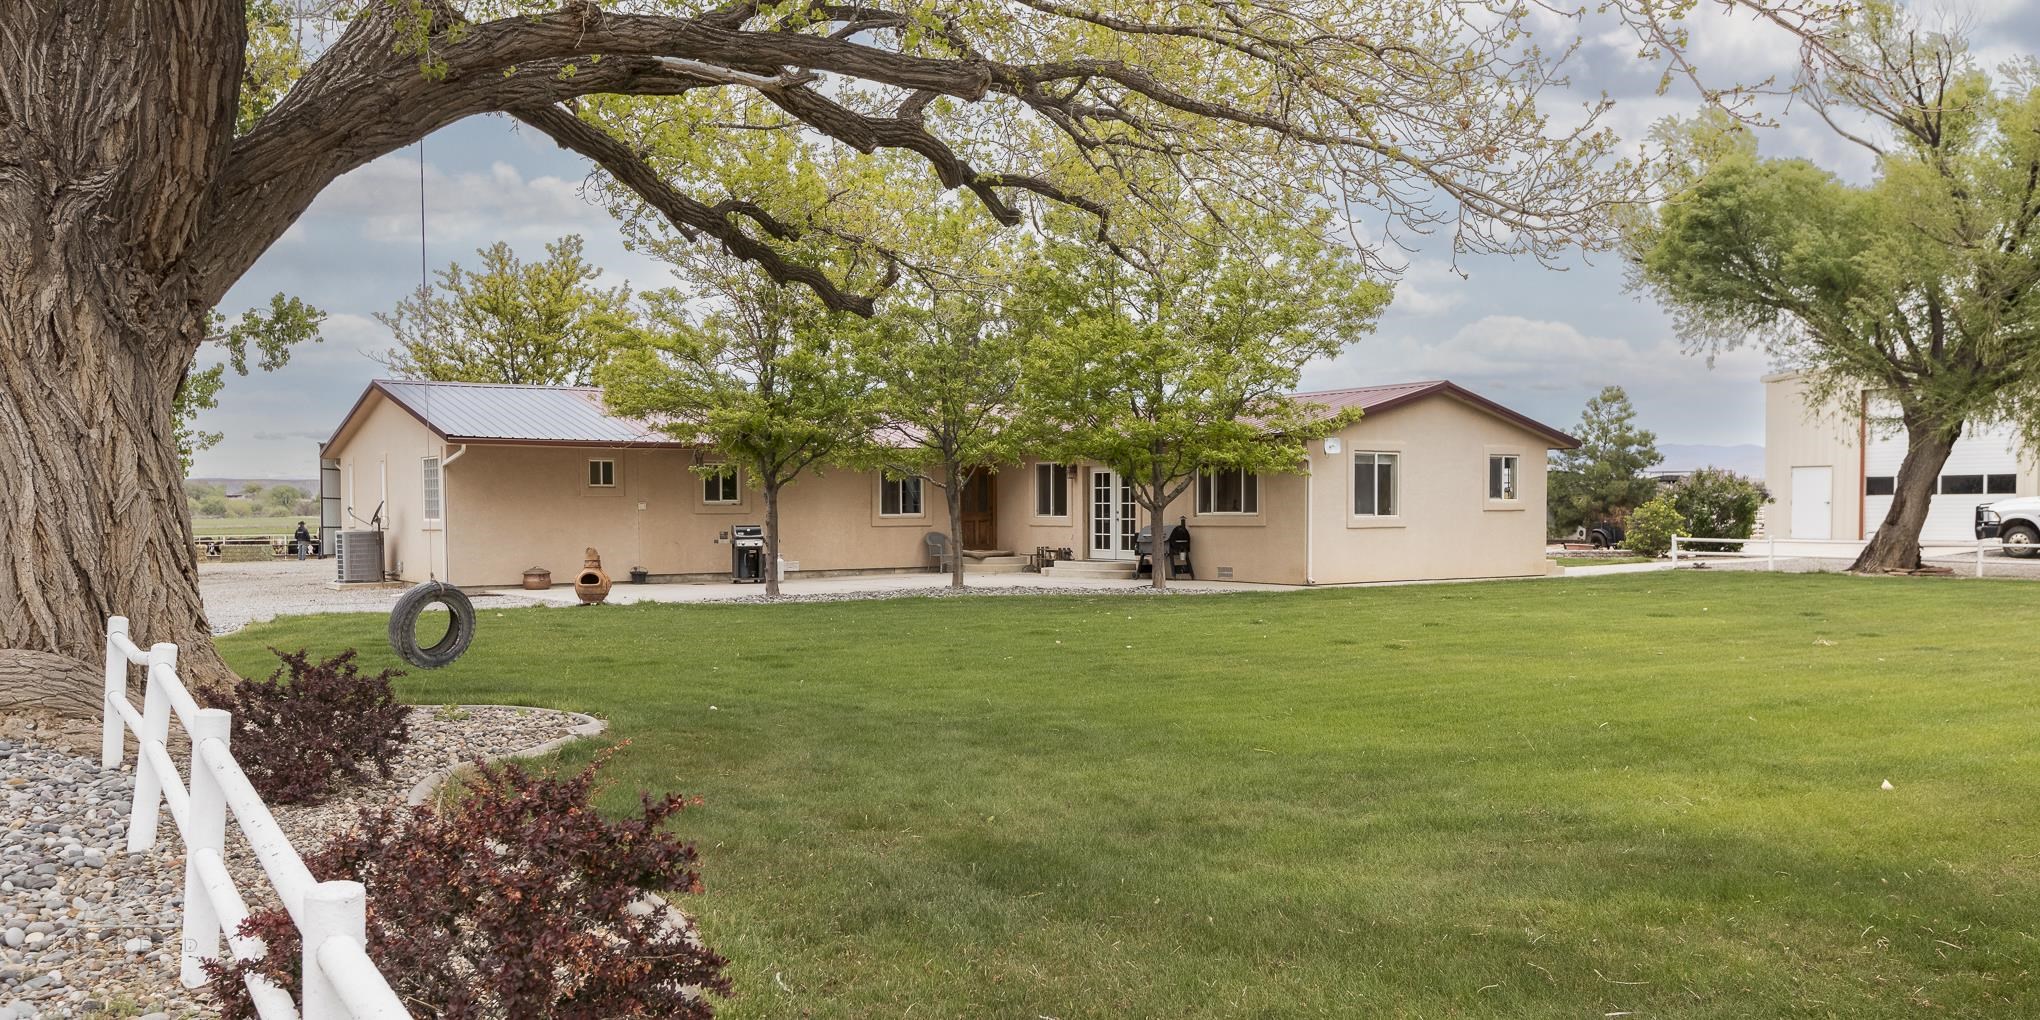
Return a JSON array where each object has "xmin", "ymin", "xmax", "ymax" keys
[{"xmin": 190, "ymin": 514, "xmax": 312, "ymax": 537}]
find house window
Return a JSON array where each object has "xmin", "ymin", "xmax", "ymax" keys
[
  {"xmin": 1353, "ymin": 452, "xmax": 1398, "ymax": 516},
  {"xmin": 703, "ymin": 466, "xmax": 740, "ymax": 504},
  {"xmin": 421, "ymin": 457, "xmax": 442, "ymax": 522},
  {"xmin": 881, "ymin": 475, "xmax": 923, "ymax": 516},
  {"xmin": 1940, "ymin": 474, "xmax": 1985, "ymax": 495},
  {"xmin": 1035, "ymin": 462, "xmax": 1070, "ymax": 517},
  {"xmin": 588, "ymin": 459, "xmax": 615, "ymax": 487},
  {"xmin": 1197, "ymin": 467, "xmax": 1259, "ymax": 515},
  {"xmin": 1988, "ymin": 474, "xmax": 2018, "ymax": 494},
  {"xmin": 1488, "ymin": 455, "xmax": 1519, "ymax": 500},
  {"xmin": 1865, "ymin": 476, "xmax": 1895, "ymax": 496}
]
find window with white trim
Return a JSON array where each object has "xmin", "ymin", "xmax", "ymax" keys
[
  {"xmin": 1035, "ymin": 462, "xmax": 1070, "ymax": 517},
  {"xmin": 421, "ymin": 457, "xmax": 442, "ymax": 522},
  {"xmin": 1197, "ymin": 467, "xmax": 1260, "ymax": 515},
  {"xmin": 1488, "ymin": 455, "xmax": 1519, "ymax": 500},
  {"xmin": 703, "ymin": 465, "xmax": 740, "ymax": 504},
  {"xmin": 1353, "ymin": 452, "xmax": 1398, "ymax": 516},
  {"xmin": 588, "ymin": 459, "xmax": 615, "ymax": 487},
  {"xmin": 881, "ymin": 475, "xmax": 923, "ymax": 516}
]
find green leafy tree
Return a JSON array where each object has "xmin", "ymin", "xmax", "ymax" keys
[
  {"xmin": 1021, "ymin": 203, "xmax": 1389, "ymax": 589},
  {"xmin": 1623, "ymin": 493, "xmax": 1689, "ymax": 558},
  {"xmin": 1625, "ymin": 9, "xmax": 2040, "ymax": 571},
  {"xmin": 377, "ymin": 235, "xmax": 639, "ymax": 386},
  {"xmin": 599, "ymin": 254, "xmax": 880, "ymax": 597},
  {"xmin": 1548, "ymin": 387, "xmax": 1662, "ymax": 537},
  {"xmin": 1672, "ymin": 469, "xmax": 1771, "ymax": 551}
]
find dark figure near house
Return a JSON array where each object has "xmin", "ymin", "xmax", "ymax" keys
[{"xmin": 294, "ymin": 521, "xmax": 311, "ymax": 561}]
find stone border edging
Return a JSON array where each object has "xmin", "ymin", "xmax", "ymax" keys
[{"xmin": 404, "ymin": 705, "xmax": 608, "ymax": 806}]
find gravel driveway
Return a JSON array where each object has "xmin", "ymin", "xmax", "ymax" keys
[{"xmin": 198, "ymin": 560, "xmax": 542, "ymax": 635}]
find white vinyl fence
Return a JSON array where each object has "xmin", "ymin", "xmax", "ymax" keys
[
  {"xmin": 101, "ymin": 616, "xmax": 410, "ymax": 1019},
  {"xmin": 1669, "ymin": 535, "xmax": 2012, "ymax": 577}
]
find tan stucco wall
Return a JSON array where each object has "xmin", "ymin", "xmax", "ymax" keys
[
  {"xmin": 329, "ymin": 395, "xmax": 447, "ymax": 582},
  {"xmin": 994, "ymin": 459, "xmax": 1088, "ymax": 555},
  {"xmin": 1302, "ymin": 395, "xmax": 1555, "ymax": 585},
  {"xmin": 1763, "ymin": 373, "xmax": 1863, "ymax": 541},
  {"xmin": 433, "ymin": 444, "xmax": 951, "ymax": 586}
]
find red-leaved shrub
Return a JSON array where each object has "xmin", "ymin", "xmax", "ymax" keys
[
  {"xmin": 212, "ymin": 648, "xmax": 409, "ymax": 804},
  {"xmin": 205, "ymin": 750, "xmax": 730, "ymax": 1019}
]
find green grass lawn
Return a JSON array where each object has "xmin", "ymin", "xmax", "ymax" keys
[
  {"xmin": 219, "ymin": 574, "xmax": 2040, "ymax": 1019},
  {"xmin": 192, "ymin": 514, "xmax": 310, "ymax": 537}
]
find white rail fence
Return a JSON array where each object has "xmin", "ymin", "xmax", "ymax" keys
[
  {"xmin": 100, "ymin": 616, "xmax": 410, "ymax": 1019},
  {"xmin": 1669, "ymin": 535, "xmax": 2013, "ymax": 577}
]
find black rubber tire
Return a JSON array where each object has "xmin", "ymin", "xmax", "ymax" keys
[
  {"xmin": 2002, "ymin": 524, "xmax": 2040, "ymax": 559},
  {"xmin": 388, "ymin": 582, "xmax": 476, "ymax": 669}
]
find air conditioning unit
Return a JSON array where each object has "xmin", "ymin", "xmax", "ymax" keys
[{"xmin": 335, "ymin": 531, "xmax": 385, "ymax": 584}]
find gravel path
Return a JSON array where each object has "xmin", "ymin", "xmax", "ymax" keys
[{"xmin": 2, "ymin": 706, "xmax": 597, "ymax": 1019}]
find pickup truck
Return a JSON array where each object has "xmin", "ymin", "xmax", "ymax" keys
[{"xmin": 1975, "ymin": 497, "xmax": 2040, "ymax": 557}]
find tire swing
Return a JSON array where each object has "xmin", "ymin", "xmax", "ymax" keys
[{"xmin": 389, "ymin": 581, "xmax": 476, "ymax": 669}]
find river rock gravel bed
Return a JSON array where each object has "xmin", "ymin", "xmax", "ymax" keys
[{"xmin": 2, "ymin": 705, "xmax": 594, "ymax": 1018}]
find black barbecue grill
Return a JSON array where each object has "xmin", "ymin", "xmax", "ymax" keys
[
  {"xmin": 731, "ymin": 525, "xmax": 766, "ymax": 583},
  {"xmin": 1135, "ymin": 518, "xmax": 1194, "ymax": 579}
]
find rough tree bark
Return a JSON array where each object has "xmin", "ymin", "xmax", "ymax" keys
[
  {"xmin": 1849, "ymin": 411, "xmax": 1959, "ymax": 573},
  {"xmin": 1, "ymin": 2, "xmax": 244, "ymax": 713},
  {"xmin": 943, "ymin": 463, "xmax": 965, "ymax": 591},
  {"xmin": 762, "ymin": 481, "xmax": 783, "ymax": 597}
]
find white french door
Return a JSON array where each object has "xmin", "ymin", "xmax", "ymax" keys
[{"xmin": 1090, "ymin": 469, "xmax": 1139, "ymax": 560}]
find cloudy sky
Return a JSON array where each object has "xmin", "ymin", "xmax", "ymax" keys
[{"xmin": 195, "ymin": 1, "xmax": 2040, "ymax": 479}]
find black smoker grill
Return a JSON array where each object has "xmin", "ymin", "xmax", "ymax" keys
[
  {"xmin": 1135, "ymin": 518, "xmax": 1195, "ymax": 579},
  {"xmin": 731, "ymin": 525, "xmax": 766, "ymax": 583}
]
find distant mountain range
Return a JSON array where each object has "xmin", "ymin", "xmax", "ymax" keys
[{"xmin": 1655, "ymin": 444, "xmax": 1764, "ymax": 478}]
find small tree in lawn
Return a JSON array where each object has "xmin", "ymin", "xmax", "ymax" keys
[
  {"xmin": 1625, "ymin": 9, "xmax": 2040, "ymax": 572},
  {"xmin": 851, "ymin": 226, "xmax": 1032, "ymax": 590},
  {"xmin": 1021, "ymin": 204, "xmax": 1389, "ymax": 589},
  {"xmin": 1548, "ymin": 386, "xmax": 1662, "ymax": 537},
  {"xmin": 600, "ymin": 253, "xmax": 879, "ymax": 596},
  {"xmin": 1672, "ymin": 468, "xmax": 1770, "ymax": 552},
  {"xmin": 377, "ymin": 235, "xmax": 640, "ymax": 386}
]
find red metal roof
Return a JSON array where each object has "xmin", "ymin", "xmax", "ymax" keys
[{"xmin": 1289, "ymin": 380, "xmax": 1579, "ymax": 448}]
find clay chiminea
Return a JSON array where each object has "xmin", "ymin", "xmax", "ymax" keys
[{"xmin": 574, "ymin": 547, "xmax": 612, "ymax": 605}]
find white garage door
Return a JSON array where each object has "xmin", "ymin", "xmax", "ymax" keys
[{"xmin": 1863, "ymin": 413, "xmax": 2021, "ymax": 541}]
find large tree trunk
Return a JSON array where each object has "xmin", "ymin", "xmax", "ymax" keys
[
  {"xmin": 1849, "ymin": 413, "xmax": 1959, "ymax": 573},
  {"xmin": 0, "ymin": 1, "xmax": 244, "ymax": 716}
]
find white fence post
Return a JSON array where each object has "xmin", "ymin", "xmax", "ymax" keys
[
  {"xmin": 1978, "ymin": 541, "xmax": 1986, "ymax": 578},
  {"xmin": 182, "ymin": 708, "xmax": 231, "ymax": 988},
  {"xmin": 1669, "ymin": 537, "xmax": 1680, "ymax": 566},
  {"xmin": 126, "ymin": 641, "xmax": 177, "ymax": 852},
  {"xmin": 102, "ymin": 616, "xmax": 130, "ymax": 768},
  {"xmin": 1768, "ymin": 535, "xmax": 1777, "ymax": 572},
  {"xmin": 302, "ymin": 880, "xmax": 368, "ymax": 1020}
]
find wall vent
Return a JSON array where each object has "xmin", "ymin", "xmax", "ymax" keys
[{"xmin": 1217, "ymin": 566, "xmax": 1233, "ymax": 580}]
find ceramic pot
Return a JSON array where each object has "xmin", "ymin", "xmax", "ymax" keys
[
  {"xmin": 522, "ymin": 567, "xmax": 552, "ymax": 590},
  {"xmin": 574, "ymin": 548, "xmax": 612, "ymax": 604}
]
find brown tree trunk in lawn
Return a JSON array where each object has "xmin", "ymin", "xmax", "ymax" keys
[
  {"xmin": 0, "ymin": 2, "xmax": 244, "ymax": 715},
  {"xmin": 945, "ymin": 462, "xmax": 965, "ymax": 590},
  {"xmin": 762, "ymin": 482, "xmax": 782, "ymax": 596},
  {"xmin": 1849, "ymin": 414, "xmax": 1958, "ymax": 573},
  {"xmin": 1146, "ymin": 463, "xmax": 1168, "ymax": 592}
]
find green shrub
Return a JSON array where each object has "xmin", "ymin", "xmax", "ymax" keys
[
  {"xmin": 1623, "ymin": 494, "xmax": 1688, "ymax": 557},
  {"xmin": 1671, "ymin": 468, "xmax": 1770, "ymax": 551}
]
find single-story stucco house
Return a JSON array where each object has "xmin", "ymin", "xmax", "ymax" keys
[{"xmin": 315, "ymin": 378, "xmax": 1576, "ymax": 588}]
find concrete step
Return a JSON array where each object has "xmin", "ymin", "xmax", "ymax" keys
[
  {"xmin": 967, "ymin": 555, "xmax": 1030, "ymax": 566},
  {"xmin": 964, "ymin": 561, "xmax": 1030, "ymax": 574},
  {"xmin": 1043, "ymin": 561, "xmax": 1139, "ymax": 579}
]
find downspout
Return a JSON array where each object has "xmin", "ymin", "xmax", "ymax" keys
[
  {"xmin": 440, "ymin": 444, "xmax": 467, "ymax": 583},
  {"xmin": 1304, "ymin": 453, "xmax": 1316, "ymax": 586}
]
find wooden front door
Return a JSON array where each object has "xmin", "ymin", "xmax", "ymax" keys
[{"xmin": 961, "ymin": 469, "xmax": 997, "ymax": 549}]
